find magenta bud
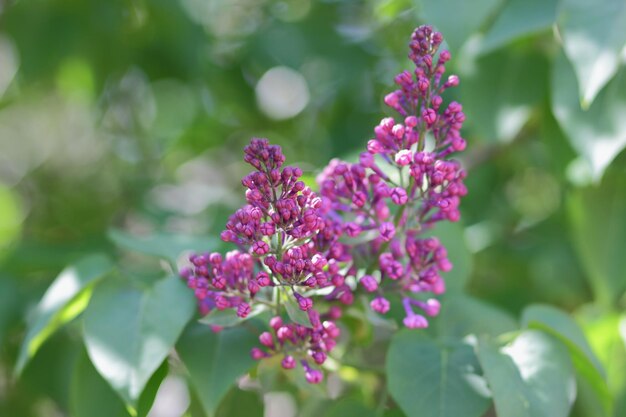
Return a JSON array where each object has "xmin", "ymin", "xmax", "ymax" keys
[
  {"xmin": 390, "ymin": 187, "xmax": 408, "ymax": 205},
  {"xmin": 379, "ymin": 222, "xmax": 396, "ymax": 241},
  {"xmin": 422, "ymin": 108, "xmax": 437, "ymax": 125},
  {"xmin": 251, "ymin": 347, "xmax": 265, "ymax": 360},
  {"xmin": 370, "ymin": 297, "xmax": 390, "ymax": 314},
  {"xmin": 305, "ymin": 369, "xmax": 323, "ymax": 384},
  {"xmin": 281, "ymin": 355, "xmax": 296, "ymax": 369},
  {"xmin": 359, "ymin": 275, "xmax": 379, "ymax": 292},
  {"xmin": 403, "ymin": 314, "xmax": 428, "ymax": 329},
  {"xmin": 237, "ymin": 302, "xmax": 251, "ymax": 318},
  {"xmin": 256, "ymin": 271, "xmax": 271, "ymax": 286},
  {"xmin": 395, "ymin": 149, "xmax": 412, "ymax": 166},
  {"xmin": 252, "ymin": 241, "xmax": 270, "ymax": 255},
  {"xmin": 269, "ymin": 316, "xmax": 283, "ymax": 330},
  {"xmin": 259, "ymin": 331, "xmax": 274, "ymax": 347}
]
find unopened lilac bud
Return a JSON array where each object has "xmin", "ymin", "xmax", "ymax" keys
[
  {"xmin": 395, "ymin": 149, "xmax": 412, "ymax": 166},
  {"xmin": 445, "ymin": 75, "xmax": 459, "ymax": 87},
  {"xmin": 360, "ymin": 275, "xmax": 378, "ymax": 292},
  {"xmin": 422, "ymin": 108, "xmax": 437, "ymax": 125},
  {"xmin": 251, "ymin": 348, "xmax": 265, "ymax": 360},
  {"xmin": 259, "ymin": 332, "xmax": 274, "ymax": 347},
  {"xmin": 379, "ymin": 222, "xmax": 396, "ymax": 241},
  {"xmin": 359, "ymin": 151, "xmax": 375, "ymax": 167},
  {"xmin": 423, "ymin": 299, "xmax": 441, "ymax": 316},
  {"xmin": 403, "ymin": 314, "xmax": 428, "ymax": 329},
  {"xmin": 215, "ymin": 296, "xmax": 230, "ymax": 310},
  {"xmin": 295, "ymin": 293, "xmax": 313, "ymax": 311},
  {"xmin": 390, "ymin": 187, "xmax": 408, "ymax": 205},
  {"xmin": 282, "ymin": 355, "xmax": 296, "ymax": 369},
  {"xmin": 344, "ymin": 222, "xmax": 362, "ymax": 237},
  {"xmin": 405, "ymin": 115, "xmax": 418, "ymax": 128},
  {"xmin": 260, "ymin": 222, "xmax": 275, "ymax": 236},
  {"xmin": 248, "ymin": 279, "xmax": 260, "ymax": 295},
  {"xmin": 312, "ymin": 351, "xmax": 327, "ymax": 365},
  {"xmin": 367, "ymin": 140, "xmax": 384, "ymax": 154},
  {"xmin": 252, "ymin": 241, "xmax": 270, "ymax": 255},
  {"xmin": 439, "ymin": 50, "xmax": 451, "ymax": 62},
  {"xmin": 352, "ymin": 191, "xmax": 367, "ymax": 208},
  {"xmin": 370, "ymin": 297, "xmax": 390, "ymax": 314},
  {"xmin": 237, "ymin": 302, "xmax": 251, "ymax": 318},
  {"xmin": 220, "ymin": 230, "xmax": 237, "ymax": 242},
  {"xmin": 305, "ymin": 369, "xmax": 323, "ymax": 384},
  {"xmin": 269, "ymin": 316, "xmax": 283, "ymax": 330},
  {"xmin": 256, "ymin": 271, "xmax": 271, "ymax": 287}
]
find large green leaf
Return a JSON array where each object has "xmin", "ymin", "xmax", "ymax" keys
[
  {"xmin": 577, "ymin": 307, "xmax": 626, "ymax": 417},
  {"xmin": 177, "ymin": 323, "xmax": 259, "ymax": 417},
  {"xmin": 70, "ymin": 350, "xmax": 168, "ymax": 417},
  {"xmin": 108, "ymin": 229, "xmax": 217, "ymax": 264},
  {"xmin": 557, "ymin": 0, "xmax": 626, "ymax": 106},
  {"xmin": 83, "ymin": 274, "xmax": 195, "ymax": 408},
  {"xmin": 477, "ymin": 330, "xmax": 576, "ymax": 417},
  {"xmin": 15, "ymin": 254, "xmax": 113, "ymax": 375},
  {"xmin": 386, "ymin": 331, "xmax": 491, "ymax": 417},
  {"xmin": 552, "ymin": 51, "xmax": 626, "ymax": 180},
  {"xmin": 215, "ymin": 388, "xmax": 264, "ymax": 417},
  {"xmin": 481, "ymin": 0, "xmax": 558, "ymax": 53},
  {"xmin": 461, "ymin": 48, "xmax": 549, "ymax": 144},
  {"xmin": 420, "ymin": 0, "xmax": 502, "ymax": 51},
  {"xmin": 567, "ymin": 169, "xmax": 626, "ymax": 305},
  {"xmin": 435, "ymin": 293, "xmax": 518, "ymax": 341},
  {"xmin": 522, "ymin": 305, "xmax": 611, "ymax": 415},
  {"xmin": 71, "ymin": 350, "xmax": 129, "ymax": 417}
]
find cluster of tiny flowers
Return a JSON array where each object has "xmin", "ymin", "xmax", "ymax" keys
[
  {"xmin": 180, "ymin": 25, "xmax": 467, "ymax": 384},
  {"xmin": 317, "ymin": 24, "xmax": 466, "ymax": 329}
]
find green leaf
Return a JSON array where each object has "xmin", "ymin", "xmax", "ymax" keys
[
  {"xmin": 199, "ymin": 303, "xmax": 268, "ymax": 327},
  {"xmin": 477, "ymin": 330, "xmax": 577, "ymax": 417},
  {"xmin": 215, "ymin": 388, "xmax": 264, "ymax": 417},
  {"xmin": 283, "ymin": 290, "xmax": 311, "ymax": 327},
  {"xmin": 15, "ymin": 254, "xmax": 113, "ymax": 375},
  {"xmin": 435, "ymin": 293, "xmax": 518, "ymax": 340},
  {"xmin": 557, "ymin": 0, "xmax": 626, "ymax": 106},
  {"xmin": 522, "ymin": 304, "xmax": 605, "ymax": 375},
  {"xmin": 71, "ymin": 350, "xmax": 130, "ymax": 417},
  {"xmin": 108, "ymin": 229, "xmax": 217, "ymax": 264},
  {"xmin": 83, "ymin": 274, "xmax": 195, "ymax": 408},
  {"xmin": 420, "ymin": 0, "xmax": 503, "ymax": 51},
  {"xmin": 177, "ymin": 323, "xmax": 259, "ymax": 417},
  {"xmin": 552, "ymin": 51, "xmax": 626, "ymax": 180},
  {"xmin": 567, "ymin": 169, "xmax": 626, "ymax": 305},
  {"xmin": 386, "ymin": 331, "xmax": 491, "ymax": 417},
  {"xmin": 522, "ymin": 305, "xmax": 611, "ymax": 415},
  {"xmin": 576, "ymin": 307, "xmax": 626, "ymax": 417},
  {"xmin": 70, "ymin": 350, "xmax": 168, "ymax": 417},
  {"xmin": 481, "ymin": 0, "xmax": 558, "ymax": 53},
  {"xmin": 0, "ymin": 183, "xmax": 23, "ymax": 251},
  {"xmin": 461, "ymin": 48, "xmax": 549, "ymax": 143}
]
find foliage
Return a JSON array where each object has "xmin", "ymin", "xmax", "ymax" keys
[{"xmin": 1, "ymin": 0, "xmax": 626, "ymax": 416}]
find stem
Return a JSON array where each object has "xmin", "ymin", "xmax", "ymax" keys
[{"xmin": 374, "ymin": 386, "xmax": 389, "ymax": 417}]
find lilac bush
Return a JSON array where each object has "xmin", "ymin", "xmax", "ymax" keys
[{"xmin": 180, "ymin": 25, "xmax": 467, "ymax": 383}]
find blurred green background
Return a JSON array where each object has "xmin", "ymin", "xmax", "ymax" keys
[{"xmin": 1, "ymin": 0, "xmax": 625, "ymax": 416}]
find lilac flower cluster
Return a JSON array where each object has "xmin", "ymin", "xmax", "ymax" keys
[
  {"xmin": 317, "ymin": 24, "xmax": 466, "ymax": 329},
  {"xmin": 180, "ymin": 25, "xmax": 467, "ymax": 384}
]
